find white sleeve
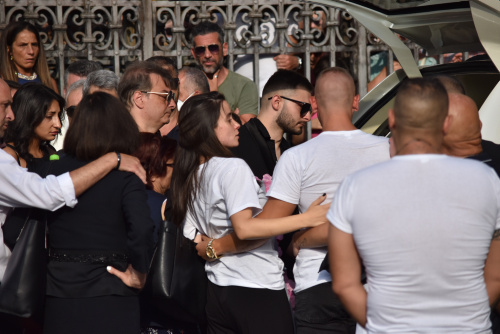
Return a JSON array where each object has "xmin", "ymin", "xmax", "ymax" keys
[
  {"xmin": 0, "ymin": 150, "xmax": 77, "ymax": 211},
  {"xmin": 183, "ymin": 210, "xmax": 198, "ymax": 241},
  {"xmin": 327, "ymin": 175, "xmax": 355, "ymax": 234},
  {"xmin": 221, "ymin": 160, "xmax": 262, "ymax": 217},
  {"xmin": 490, "ymin": 168, "xmax": 500, "ymax": 231},
  {"xmin": 267, "ymin": 149, "xmax": 301, "ymax": 205}
]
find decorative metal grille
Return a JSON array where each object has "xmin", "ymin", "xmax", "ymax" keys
[{"xmin": 0, "ymin": 0, "xmax": 409, "ymax": 96}]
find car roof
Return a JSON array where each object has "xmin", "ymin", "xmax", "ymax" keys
[{"xmin": 312, "ymin": 0, "xmax": 500, "ymax": 74}]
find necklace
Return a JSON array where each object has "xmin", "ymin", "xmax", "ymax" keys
[{"xmin": 16, "ymin": 71, "xmax": 37, "ymax": 81}]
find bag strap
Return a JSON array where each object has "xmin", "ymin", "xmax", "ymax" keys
[{"xmin": 5, "ymin": 143, "xmax": 21, "ymax": 166}]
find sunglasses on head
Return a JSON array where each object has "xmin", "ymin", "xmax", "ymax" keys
[
  {"xmin": 268, "ymin": 95, "xmax": 312, "ymax": 118},
  {"xmin": 140, "ymin": 90, "xmax": 176, "ymax": 103},
  {"xmin": 193, "ymin": 44, "xmax": 220, "ymax": 56}
]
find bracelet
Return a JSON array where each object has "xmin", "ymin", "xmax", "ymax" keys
[
  {"xmin": 296, "ymin": 56, "xmax": 303, "ymax": 70},
  {"xmin": 115, "ymin": 152, "xmax": 121, "ymax": 170}
]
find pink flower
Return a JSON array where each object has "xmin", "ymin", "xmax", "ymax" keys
[{"xmin": 262, "ymin": 174, "xmax": 272, "ymax": 193}]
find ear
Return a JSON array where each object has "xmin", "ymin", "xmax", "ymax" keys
[
  {"xmin": 480, "ymin": 120, "xmax": 483, "ymax": 130},
  {"xmin": 222, "ymin": 42, "xmax": 228, "ymax": 57},
  {"xmin": 388, "ymin": 108, "xmax": 395, "ymax": 131},
  {"xmin": 132, "ymin": 90, "xmax": 146, "ymax": 109},
  {"xmin": 269, "ymin": 95, "xmax": 281, "ymax": 112},
  {"xmin": 310, "ymin": 96, "xmax": 318, "ymax": 114},
  {"xmin": 190, "ymin": 47, "xmax": 196, "ymax": 59},
  {"xmin": 442, "ymin": 114, "xmax": 452, "ymax": 136},
  {"xmin": 352, "ymin": 94, "xmax": 360, "ymax": 112}
]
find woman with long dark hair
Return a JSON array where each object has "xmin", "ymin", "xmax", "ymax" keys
[
  {"xmin": 0, "ymin": 21, "xmax": 58, "ymax": 91},
  {"xmin": 3, "ymin": 83, "xmax": 62, "ymax": 170},
  {"xmin": 42, "ymin": 92, "xmax": 154, "ymax": 334},
  {"xmin": 170, "ymin": 92, "xmax": 328, "ymax": 333}
]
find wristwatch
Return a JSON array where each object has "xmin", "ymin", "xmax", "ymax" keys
[{"xmin": 206, "ymin": 239, "xmax": 221, "ymax": 259}]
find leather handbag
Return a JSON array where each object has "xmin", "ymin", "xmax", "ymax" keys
[
  {"xmin": 145, "ymin": 198, "xmax": 207, "ymax": 325},
  {"xmin": 0, "ymin": 211, "xmax": 47, "ymax": 318}
]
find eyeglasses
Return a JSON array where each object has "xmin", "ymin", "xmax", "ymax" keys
[
  {"xmin": 140, "ymin": 91, "xmax": 175, "ymax": 103},
  {"xmin": 193, "ymin": 44, "xmax": 220, "ymax": 56},
  {"xmin": 64, "ymin": 105, "xmax": 76, "ymax": 118},
  {"xmin": 268, "ymin": 95, "xmax": 312, "ymax": 117}
]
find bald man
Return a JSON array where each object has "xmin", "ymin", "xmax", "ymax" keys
[
  {"xmin": 443, "ymin": 93, "xmax": 500, "ymax": 176},
  {"xmin": 328, "ymin": 78, "xmax": 500, "ymax": 332},
  {"xmin": 263, "ymin": 67, "xmax": 390, "ymax": 333}
]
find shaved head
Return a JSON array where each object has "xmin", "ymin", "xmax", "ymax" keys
[
  {"xmin": 315, "ymin": 67, "xmax": 356, "ymax": 112},
  {"xmin": 442, "ymin": 93, "xmax": 481, "ymax": 156},
  {"xmin": 393, "ymin": 78, "xmax": 448, "ymax": 133},
  {"xmin": 434, "ymin": 75, "xmax": 465, "ymax": 95}
]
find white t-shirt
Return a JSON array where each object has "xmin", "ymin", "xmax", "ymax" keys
[
  {"xmin": 267, "ymin": 130, "xmax": 390, "ymax": 292},
  {"xmin": 329, "ymin": 154, "xmax": 500, "ymax": 333},
  {"xmin": 183, "ymin": 157, "xmax": 285, "ymax": 290}
]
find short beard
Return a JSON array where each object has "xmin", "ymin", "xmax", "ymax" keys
[
  {"xmin": 276, "ymin": 105, "xmax": 303, "ymax": 135},
  {"xmin": 201, "ymin": 61, "xmax": 221, "ymax": 75}
]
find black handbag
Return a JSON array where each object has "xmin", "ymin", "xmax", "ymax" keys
[
  {"xmin": 0, "ymin": 150, "xmax": 52, "ymax": 318},
  {"xmin": 0, "ymin": 211, "xmax": 47, "ymax": 318},
  {"xmin": 145, "ymin": 198, "xmax": 207, "ymax": 326}
]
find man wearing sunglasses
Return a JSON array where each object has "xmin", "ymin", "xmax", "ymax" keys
[
  {"xmin": 190, "ymin": 21, "xmax": 258, "ymax": 124},
  {"xmin": 230, "ymin": 69, "xmax": 313, "ymax": 180},
  {"xmin": 118, "ymin": 61, "xmax": 176, "ymax": 134}
]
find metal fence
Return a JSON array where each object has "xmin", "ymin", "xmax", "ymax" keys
[{"xmin": 0, "ymin": 0, "xmax": 404, "ymax": 95}]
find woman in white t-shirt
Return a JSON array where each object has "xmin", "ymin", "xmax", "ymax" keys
[{"xmin": 171, "ymin": 92, "xmax": 327, "ymax": 334}]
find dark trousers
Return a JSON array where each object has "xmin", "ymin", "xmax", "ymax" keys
[
  {"xmin": 294, "ymin": 282, "xmax": 355, "ymax": 334},
  {"xmin": 206, "ymin": 281, "xmax": 294, "ymax": 334},
  {"xmin": 43, "ymin": 295, "xmax": 140, "ymax": 334}
]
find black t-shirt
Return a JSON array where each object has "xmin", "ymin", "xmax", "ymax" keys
[{"xmin": 467, "ymin": 139, "xmax": 500, "ymax": 177}]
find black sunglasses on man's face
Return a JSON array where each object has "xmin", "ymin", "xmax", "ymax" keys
[
  {"xmin": 193, "ymin": 44, "xmax": 220, "ymax": 56},
  {"xmin": 267, "ymin": 95, "xmax": 312, "ymax": 118}
]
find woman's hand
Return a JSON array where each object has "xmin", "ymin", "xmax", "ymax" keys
[
  {"xmin": 107, "ymin": 264, "xmax": 147, "ymax": 290},
  {"xmin": 195, "ymin": 234, "xmax": 217, "ymax": 262},
  {"xmin": 304, "ymin": 194, "xmax": 330, "ymax": 228}
]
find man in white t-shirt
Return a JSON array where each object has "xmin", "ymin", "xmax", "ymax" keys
[
  {"xmin": 264, "ymin": 67, "xmax": 390, "ymax": 333},
  {"xmin": 328, "ymin": 78, "xmax": 500, "ymax": 333}
]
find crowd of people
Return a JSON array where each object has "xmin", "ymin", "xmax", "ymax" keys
[{"xmin": 1, "ymin": 18, "xmax": 500, "ymax": 334}]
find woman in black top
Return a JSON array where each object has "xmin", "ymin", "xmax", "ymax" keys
[
  {"xmin": 2, "ymin": 83, "xmax": 63, "ymax": 251},
  {"xmin": 3, "ymin": 82, "xmax": 62, "ymax": 169},
  {"xmin": 42, "ymin": 92, "xmax": 154, "ymax": 334}
]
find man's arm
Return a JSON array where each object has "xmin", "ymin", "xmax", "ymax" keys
[
  {"xmin": 329, "ymin": 224, "xmax": 367, "ymax": 327},
  {"xmin": 291, "ymin": 223, "xmax": 328, "ymax": 256},
  {"xmin": 485, "ymin": 229, "xmax": 500, "ymax": 308},
  {"xmin": 70, "ymin": 152, "xmax": 146, "ymax": 197},
  {"xmin": 197, "ymin": 197, "xmax": 297, "ymax": 259}
]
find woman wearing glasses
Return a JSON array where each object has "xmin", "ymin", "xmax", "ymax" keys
[{"xmin": 170, "ymin": 92, "xmax": 327, "ymax": 334}]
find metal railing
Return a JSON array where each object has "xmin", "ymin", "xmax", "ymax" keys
[{"xmin": 0, "ymin": 0, "xmax": 409, "ymax": 96}]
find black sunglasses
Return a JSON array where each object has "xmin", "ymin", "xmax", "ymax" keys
[
  {"xmin": 193, "ymin": 44, "xmax": 220, "ymax": 56},
  {"xmin": 64, "ymin": 105, "xmax": 76, "ymax": 118},
  {"xmin": 268, "ymin": 95, "xmax": 312, "ymax": 117}
]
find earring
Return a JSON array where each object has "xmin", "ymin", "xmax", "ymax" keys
[{"xmin": 10, "ymin": 55, "xmax": 13, "ymax": 61}]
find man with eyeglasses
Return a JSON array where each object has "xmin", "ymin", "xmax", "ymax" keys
[
  {"xmin": 118, "ymin": 61, "xmax": 176, "ymax": 134},
  {"xmin": 190, "ymin": 21, "xmax": 258, "ymax": 124}
]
